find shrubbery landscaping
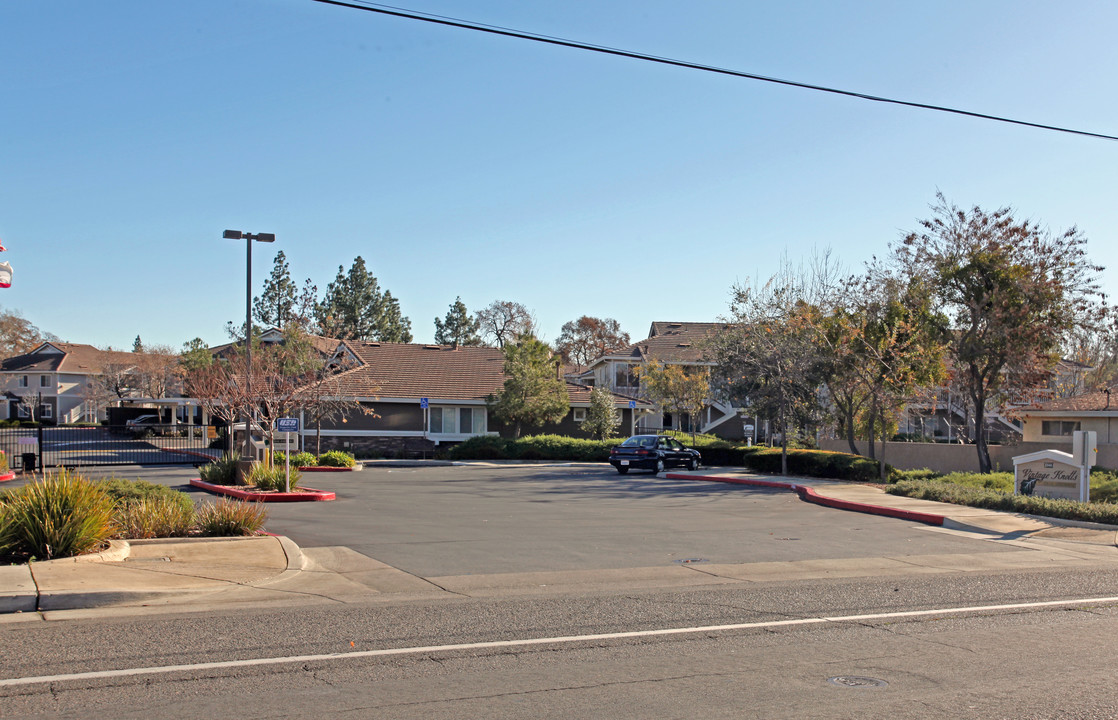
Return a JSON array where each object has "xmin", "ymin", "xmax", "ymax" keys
[{"xmin": 0, "ymin": 470, "xmax": 268, "ymax": 561}]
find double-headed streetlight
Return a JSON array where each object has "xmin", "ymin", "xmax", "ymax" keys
[{"xmin": 223, "ymin": 229, "xmax": 275, "ymax": 459}]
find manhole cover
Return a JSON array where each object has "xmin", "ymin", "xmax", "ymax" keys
[
  {"xmin": 827, "ymin": 676, "xmax": 888, "ymax": 689},
  {"xmin": 673, "ymin": 558, "xmax": 709, "ymax": 564}
]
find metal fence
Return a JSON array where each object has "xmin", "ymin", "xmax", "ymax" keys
[{"xmin": 0, "ymin": 425, "xmax": 226, "ymax": 471}]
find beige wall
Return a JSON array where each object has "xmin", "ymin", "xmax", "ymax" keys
[
  {"xmin": 819, "ymin": 439, "xmax": 1118, "ymax": 473},
  {"xmin": 1021, "ymin": 415, "xmax": 1118, "ymax": 444}
]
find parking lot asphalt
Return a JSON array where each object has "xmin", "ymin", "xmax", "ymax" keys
[{"xmin": 4, "ymin": 463, "xmax": 1117, "ymax": 619}]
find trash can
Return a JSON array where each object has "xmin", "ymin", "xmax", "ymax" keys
[{"xmin": 21, "ymin": 452, "xmax": 36, "ymax": 473}]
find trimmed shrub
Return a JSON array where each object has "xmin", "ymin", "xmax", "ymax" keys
[
  {"xmin": 199, "ymin": 453, "xmax": 239, "ymax": 486},
  {"xmin": 0, "ymin": 450, "xmax": 8, "ymax": 473},
  {"xmin": 0, "ymin": 469, "xmax": 117, "ymax": 559},
  {"xmin": 247, "ymin": 463, "xmax": 301, "ymax": 492},
  {"xmin": 194, "ymin": 498, "xmax": 268, "ymax": 536},
  {"xmin": 887, "ymin": 479, "xmax": 1118, "ymax": 525},
  {"xmin": 316, "ymin": 450, "xmax": 356, "ymax": 468},
  {"xmin": 448, "ymin": 435, "xmax": 514, "ymax": 460},
  {"xmin": 98, "ymin": 478, "xmax": 194, "ymax": 513}
]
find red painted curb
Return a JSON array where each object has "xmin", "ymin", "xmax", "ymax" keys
[
  {"xmin": 297, "ymin": 466, "xmax": 358, "ymax": 472},
  {"xmin": 664, "ymin": 473, "xmax": 945, "ymax": 526},
  {"xmin": 0, "ymin": 471, "xmax": 15, "ymax": 483},
  {"xmin": 189, "ymin": 478, "xmax": 336, "ymax": 502}
]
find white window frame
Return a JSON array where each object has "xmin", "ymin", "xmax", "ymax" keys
[
  {"xmin": 39, "ymin": 404, "xmax": 52, "ymax": 420},
  {"xmin": 16, "ymin": 404, "xmax": 30, "ymax": 418},
  {"xmin": 18, "ymin": 375, "xmax": 28, "ymax": 388},
  {"xmin": 573, "ymin": 408, "xmax": 587, "ymax": 422},
  {"xmin": 40, "ymin": 375, "xmax": 51, "ymax": 388},
  {"xmin": 428, "ymin": 405, "xmax": 488, "ymax": 438}
]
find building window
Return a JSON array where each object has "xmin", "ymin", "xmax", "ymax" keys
[
  {"xmin": 39, "ymin": 404, "xmax": 52, "ymax": 419},
  {"xmin": 16, "ymin": 405, "xmax": 29, "ymax": 418},
  {"xmin": 40, "ymin": 375, "xmax": 50, "ymax": 388},
  {"xmin": 573, "ymin": 408, "xmax": 587, "ymax": 422},
  {"xmin": 1042, "ymin": 420, "xmax": 1080, "ymax": 436},
  {"xmin": 18, "ymin": 375, "xmax": 28, "ymax": 388},
  {"xmin": 614, "ymin": 364, "xmax": 638, "ymax": 389},
  {"xmin": 429, "ymin": 406, "xmax": 486, "ymax": 435}
]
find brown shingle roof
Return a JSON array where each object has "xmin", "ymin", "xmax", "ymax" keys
[
  {"xmin": 334, "ymin": 342, "xmax": 506, "ymax": 401},
  {"xmin": 605, "ymin": 322, "xmax": 729, "ymax": 365},
  {"xmin": 1025, "ymin": 390, "xmax": 1116, "ymax": 413},
  {"xmin": 1, "ymin": 343, "xmax": 138, "ymax": 374}
]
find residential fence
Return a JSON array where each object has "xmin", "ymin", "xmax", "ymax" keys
[
  {"xmin": 819, "ymin": 439, "xmax": 1118, "ymax": 474},
  {"xmin": 0, "ymin": 424, "xmax": 224, "ymax": 472}
]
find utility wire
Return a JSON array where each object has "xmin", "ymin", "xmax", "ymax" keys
[{"xmin": 311, "ymin": 0, "xmax": 1118, "ymax": 142}]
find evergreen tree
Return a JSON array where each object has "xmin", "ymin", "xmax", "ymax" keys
[
  {"xmin": 253, "ymin": 251, "xmax": 298, "ymax": 329},
  {"xmin": 315, "ymin": 257, "xmax": 413, "ymax": 342},
  {"xmin": 132, "ymin": 335, "xmax": 143, "ymax": 353},
  {"xmin": 583, "ymin": 386, "xmax": 621, "ymax": 440},
  {"xmin": 434, "ymin": 297, "xmax": 482, "ymax": 347},
  {"xmin": 489, "ymin": 334, "xmax": 570, "ymax": 437}
]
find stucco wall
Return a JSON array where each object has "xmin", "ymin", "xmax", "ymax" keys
[{"xmin": 820, "ymin": 439, "xmax": 1118, "ymax": 473}]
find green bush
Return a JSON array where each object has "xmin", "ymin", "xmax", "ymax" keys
[
  {"xmin": 199, "ymin": 453, "xmax": 239, "ymax": 486},
  {"xmin": 0, "ymin": 451, "xmax": 8, "ymax": 473},
  {"xmin": 0, "ymin": 469, "xmax": 118, "ymax": 559},
  {"xmin": 247, "ymin": 463, "xmax": 300, "ymax": 492},
  {"xmin": 194, "ymin": 498, "xmax": 268, "ymax": 536},
  {"xmin": 98, "ymin": 478, "xmax": 194, "ymax": 513},
  {"xmin": 886, "ymin": 479, "xmax": 1118, "ymax": 525},
  {"xmin": 448, "ymin": 435, "xmax": 515, "ymax": 460},
  {"xmin": 316, "ymin": 450, "xmax": 356, "ymax": 468}
]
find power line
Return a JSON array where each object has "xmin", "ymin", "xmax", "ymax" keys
[{"xmin": 311, "ymin": 0, "xmax": 1118, "ymax": 142}]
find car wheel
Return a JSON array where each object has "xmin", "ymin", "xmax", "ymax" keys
[
  {"xmin": 688, "ymin": 457, "xmax": 699, "ymax": 471},
  {"xmin": 655, "ymin": 458, "xmax": 665, "ymax": 474},
  {"xmin": 616, "ymin": 466, "xmax": 629, "ymax": 475}
]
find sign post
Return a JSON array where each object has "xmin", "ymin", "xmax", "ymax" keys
[
  {"xmin": 276, "ymin": 418, "xmax": 300, "ymax": 493},
  {"xmin": 420, "ymin": 398, "xmax": 429, "ymax": 442},
  {"xmin": 1013, "ymin": 430, "xmax": 1096, "ymax": 503}
]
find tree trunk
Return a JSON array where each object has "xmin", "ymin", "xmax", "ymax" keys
[
  {"xmin": 972, "ymin": 389, "xmax": 992, "ymax": 474},
  {"xmin": 779, "ymin": 395, "xmax": 788, "ymax": 476},
  {"xmin": 866, "ymin": 396, "xmax": 878, "ymax": 461},
  {"xmin": 878, "ymin": 408, "xmax": 889, "ymax": 481},
  {"xmin": 845, "ymin": 408, "xmax": 858, "ymax": 455}
]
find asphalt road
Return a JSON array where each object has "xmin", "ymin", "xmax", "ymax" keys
[{"xmin": 5, "ymin": 464, "xmax": 1118, "ymax": 718}]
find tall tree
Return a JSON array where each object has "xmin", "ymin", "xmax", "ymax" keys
[
  {"xmin": 635, "ymin": 359, "xmax": 711, "ymax": 442},
  {"xmin": 0, "ymin": 307, "xmax": 49, "ymax": 358},
  {"xmin": 315, "ymin": 257, "xmax": 413, "ymax": 343},
  {"xmin": 475, "ymin": 300, "xmax": 537, "ymax": 348},
  {"xmin": 583, "ymin": 386, "xmax": 621, "ymax": 440},
  {"xmin": 132, "ymin": 335, "xmax": 143, "ymax": 353},
  {"xmin": 888, "ymin": 193, "xmax": 1107, "ymax": 473},
  {"xmin": 489, "ymin": 334, "xmax": 570, "ymax": 437},
  {"xmin": 434, "ymin": 297, "xmax": 482, "ymax": 348},
  {"xmin": 710, "ymin": 266, "xmax": 827, "ymax": 475},
  {"xmin": 556, "ymin": 316, "xmax": 631, "ymax": 367},
  {"xmin": 253, "ymin": 251, "xmax": 298, "ymax": 329}
]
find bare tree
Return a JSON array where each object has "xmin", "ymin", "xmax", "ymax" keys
[{"xmin": 475, "ymin": 300, "xmax": 537, "ymax": 348}]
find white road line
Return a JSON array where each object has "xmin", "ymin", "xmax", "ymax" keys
[{"xmin": 4, "ymin": 595, "xmax": 1118, "ymax": 688}]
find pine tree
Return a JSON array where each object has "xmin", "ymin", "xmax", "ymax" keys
[
  {"xmin": 434, "ymin": 297, "xmax": 482, "ymax": 348},
  {"xmin": 253, "ymin": 251, "xmax": 298, "ymax": 329},
  {"xmin": 583, "ymin": 386, "xmax": 621, "ymax": 440},
  {"xmin": 132, "ymin": 335, "xmax": 143, "ymax": 353},
  {"xmin": 489, "ymin": 335, "xmax": 570, "ymax": 437},
  {"xmin": 315, "ymin": 257, "xmax": 413, "ymax": 342}
]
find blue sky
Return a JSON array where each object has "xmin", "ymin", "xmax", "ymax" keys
[{"xmin": 3, "ymin": 1, "xmax": 1117, "ymax": 350}]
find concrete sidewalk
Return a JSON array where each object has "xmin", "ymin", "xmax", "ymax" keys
[{"xmin": 3, "ymin": 469, "xmax": 1116, "ymax": 618}]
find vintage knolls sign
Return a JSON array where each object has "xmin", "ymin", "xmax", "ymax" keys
[
  {"xmin": 1013, "ymin": 432, "xmax": 1096, "ymax": 503},
  {"xmin": 1013, "ymin": 451, "xmax": 1082, "ymax": 501}
]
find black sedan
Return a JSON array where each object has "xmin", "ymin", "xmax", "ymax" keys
[{"xmin": 608, "ymin": 435, "xmax": 701, "ymax": 474}]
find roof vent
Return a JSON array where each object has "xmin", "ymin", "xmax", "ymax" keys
[
  {"xmin": 677, "ymin": 342, "xmax": 692, "ymax": 347},
  {"xmin": 365, "ymin": 342, "xmax": 380, "ymax": 348},
  {"xmin": 424, "ymin": 345, "xmax": 442, "ymax": 350}
]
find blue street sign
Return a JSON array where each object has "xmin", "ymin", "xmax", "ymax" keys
[
  {"xmin": 628, "ymin": 400, "xmax": 636, "ymax": 408},
  {"xmin": 276, "ymin": 418, "xmax": 299, "ymax": 433},
  {"xmin": 420, "ymin": 398, "xmax": 429, "ymax": 409}
]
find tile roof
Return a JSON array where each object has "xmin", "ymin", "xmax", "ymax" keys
[
  {"xmin": 334, "ymin": 342, "xmax": 507, "ymax": 401},
  {"xmin": 605, "ymin": 322, "xmax": 730, "ymax": 365},
  {"xmin": 1023, "ymin": 390, "xmax": 1117, "ymax": 413},
  {"xmin": 0, "ymin": 343, "xmax": 139, "ymax": 374}
]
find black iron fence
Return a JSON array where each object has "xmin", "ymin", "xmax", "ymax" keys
[{"xmin": 0, "ymin": 424, "xmax": 226, "ymax": 471}]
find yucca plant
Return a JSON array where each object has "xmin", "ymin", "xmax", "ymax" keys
[
  {"xmin": 0, "ymin": 469, "xmax": 117, "ymax": 559},
  {"xmin": 194, "ymin": 498, "xmax": 268, "ymax": 536}
]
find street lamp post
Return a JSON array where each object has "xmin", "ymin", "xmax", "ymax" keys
[{"xmin": 223, "ymin": 229, "xmax": 276, "ymax": 461}]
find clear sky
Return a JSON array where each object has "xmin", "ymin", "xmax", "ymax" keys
[{"xmin": 3, "ymin": 1, "xmax": 1117, "ymax": 351}]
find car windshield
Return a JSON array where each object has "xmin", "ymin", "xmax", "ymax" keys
[{"xmin": 621, "ymin": 436, "xmax": 657, "ymax": 448}]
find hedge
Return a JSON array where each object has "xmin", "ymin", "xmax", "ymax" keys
[
  {"xmin": 887, "ymin": 479, "xmax": 1118, "ymax": 525},
  {"xmin": 448, "ymin": 434, "xmax": 887, "ymax": 481}
]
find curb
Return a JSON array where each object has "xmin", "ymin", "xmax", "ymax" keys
[
  {"xmin": 0, "ymin": 471, "xmax": 16, "ymax": 483},
  {"xmin": 298, "ymin": 464, "xmax": 362, "ymax": 472},
  {"xmin": 665, "ymin": 473, "xmax": 947, "ymax": 526},
  {"xmin": 189, "ymin": 478, "xmax": 336, "ymax": 502}
]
